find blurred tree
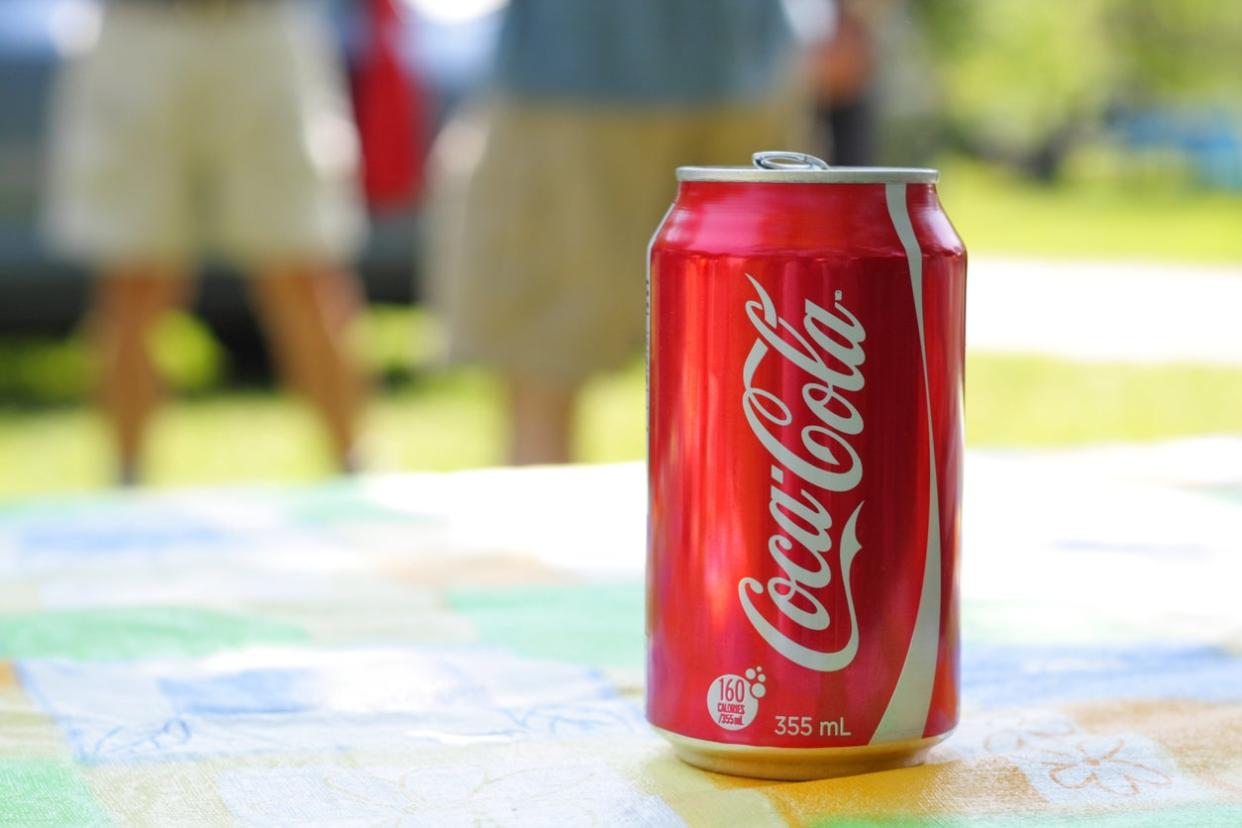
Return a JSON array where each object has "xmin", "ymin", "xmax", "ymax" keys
[
  {"xmin": 919, "ymin": 0, "xmax": 1118, "ymax": 176},
  {"xmin": 915, "ymin": 0, "xmax": 1242, "ymax": 180},
  {"xmin": 1109, "ymin": 0, "xmax": 1242, "ymax": 101}
]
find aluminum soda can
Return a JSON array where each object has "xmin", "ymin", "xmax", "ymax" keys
[{"xmin": 646, "ymin": 151, "xmax": 965, "ymax": 780}]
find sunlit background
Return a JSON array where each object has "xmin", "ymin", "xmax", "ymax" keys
[{"xmin": 1, "ymin": 0, "xmax": 1240, "ymax": 495}]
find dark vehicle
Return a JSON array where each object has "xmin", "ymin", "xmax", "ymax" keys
[{"xmin": 0, "ymin": 0, "xmax": 498, "ymax": 362}]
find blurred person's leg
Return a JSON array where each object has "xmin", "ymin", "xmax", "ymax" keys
[
  {"xmin": 43, "ymin": 4, "xmax": 203, "ymax": 485},
  {"xmin": 248, "ymin": 265, "xmax": 365, "ymax": 472},
  {"xmin": 508, "ymin": 380, "xmax": 576, "ymax": 466},
  {"xmin": 207, "ymin": 3, "xmax": 367, "ymax": 472},
  {"xmin": 428, "ymin": 67, "xmax": 808, "ymax": 466},
  {"xmin": 92, "ymin": 267, "xmax": 190, "ymax": 485},
  {"xmin": 490, "ymin": 96, "xmax": 804, "ymax": 466},
  {"xmin": 429, "ymin": 110, "xmax": 576, "ymax": 465},
  {"xmin": 429, "ymin": 103, "xmax": 676, "ymax": 465}
]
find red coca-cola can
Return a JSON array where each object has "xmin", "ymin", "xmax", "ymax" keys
[{"xmin": 646, "ymin": 151, "xmax": 965, "ymax": 780}]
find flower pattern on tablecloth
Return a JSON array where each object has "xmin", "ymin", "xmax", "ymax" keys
[
  {"xmin": 982, "ymin": 712, "xmax": 1199, "ymax": 806},
  {"xmin": 1041, "ymin": 735, "xmax": 1171, "ymax": 796}
]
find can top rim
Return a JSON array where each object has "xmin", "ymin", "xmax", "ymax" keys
[{"xmin": 676, "ymin": 166, "xmax": 940, "ymax": 184}]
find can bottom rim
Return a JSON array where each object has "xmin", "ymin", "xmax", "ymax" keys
[{"xmin": 654, "ymin": 727, "xmax": 951, "ymax": 781}]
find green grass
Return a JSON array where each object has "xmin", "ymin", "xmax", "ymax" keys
[
  {"xmin": 3, "ymin": 163, "xmax": 1241, "ymax": 497},
  {"xmin": 939, "ymin": 158, "xmax": 1242, "ymax": 263},
  {"xmin": 0, "ymin": 376, "xmax": 503, "ymax": 495},
  {"xmin": 965, "ymin": 355, "xmax": 1242, "ymax": 445},
  {"xmin": 1, "ymin": 353, "xmax": 1239, "ymax": 498}
]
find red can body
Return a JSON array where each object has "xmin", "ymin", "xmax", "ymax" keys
[{"xmin": 646, "ymin": 161, "xmax": 965, "ymax": 779}]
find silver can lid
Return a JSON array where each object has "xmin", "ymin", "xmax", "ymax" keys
[{"xmin": 677, "ymin": 151, "xmax": 938, "ymax": 184}]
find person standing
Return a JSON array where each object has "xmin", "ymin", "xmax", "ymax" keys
[
  {"xmin": 429, "ymin": 0, "xmax": 807, "ymax": 465},
  {"xmin": 45, "ymin": 0, "xmax": 368, "ymax": 484}
]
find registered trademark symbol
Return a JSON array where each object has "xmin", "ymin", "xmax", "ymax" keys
[{"xmin": 835, "ymin": 290, "xmax": 843, "ymax": 301}]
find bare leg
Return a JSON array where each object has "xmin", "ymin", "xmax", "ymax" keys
[
  {"xmin": 92, "ymin": 266, "xmax": 189, "ymax": 485},
  {"xmin": 249, "ymin": 263, "xmax": 366, "ymax": 472},
  {"xmin": 507, "ymin": 379, "xmax": 577, "ymax": 466}
]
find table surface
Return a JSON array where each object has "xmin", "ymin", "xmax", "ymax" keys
[{"xmin": 2, "ymin": 439, "xmax": 1241, "ymax": 826}]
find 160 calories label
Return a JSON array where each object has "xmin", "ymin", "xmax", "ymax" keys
[{"xmin": 706, "ymin": 667, "xmax": 767, "ymax": 730}]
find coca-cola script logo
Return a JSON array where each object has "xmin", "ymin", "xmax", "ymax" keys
[{"xmin": 739, "ymin": 274, "xmax": 866, "ymax": 672}]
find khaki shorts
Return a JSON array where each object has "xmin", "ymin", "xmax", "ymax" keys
[
  {"xmin": 44, "ymin": 0, "xmax": 365, "ymax": 266},
  {"xmin": 429, "ymin": 90, "xmax": 806, "ymax": 388}
]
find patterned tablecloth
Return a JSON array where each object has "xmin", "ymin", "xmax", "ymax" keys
[{"xmin": 2, "ymin": 438, "xmax": 1241, "ymax": 826}]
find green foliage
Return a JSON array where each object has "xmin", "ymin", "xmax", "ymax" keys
[
  {"xmin": 150, "ymin": 311, "xmax": 227, "ymax": 394},
  {"xmin": 917, "ymin": 0, "xmax": 1242, "ymax": 159},
  {"xmin": 0, "ymin": 335, "xmax": 90, "ymax": 403},
  {"xmin": 0, "ymin": 312, "xmax": 224, "ymax": 404},
  {"xmin": 1108, "ymin": 0, "xmax": 1242, "ymax": 101},
  {"xmin": 353, "ymin": 304, "xmax": 442, "ymax": 385},
  {"xmin": 935, "ymin": 0, "xmax": 1119, "ymax": 155}
]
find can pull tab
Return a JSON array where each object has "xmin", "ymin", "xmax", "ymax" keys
[{"xmin": 752, "ymin": 151, "xmax": 830, "ymax": 170}]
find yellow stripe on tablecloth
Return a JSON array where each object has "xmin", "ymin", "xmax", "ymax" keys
[
  {"xmin": 756, "ymin": 700, "xmax": 1242, "ymax": 821},
  {"xmin": 0, "ymin": 661, "xmax": 71, "ymax": 760},
  {"xmin": 621, "ymin": 743, "xmax": 788, "ymax": 827},
  {"xmin": 0, "ymin": 662, "xmax": 16, "ymax": 690},
  {"xmin": 763, "ymin": 757, "xmax": 1041, "ymax": 823}
]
